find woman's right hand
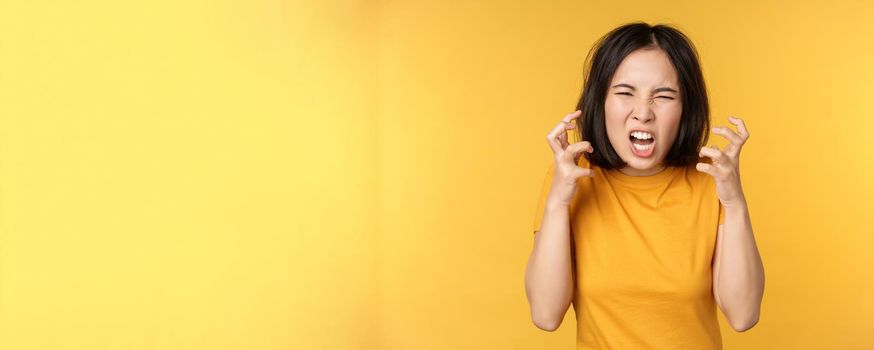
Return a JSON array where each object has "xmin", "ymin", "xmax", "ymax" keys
[{"xmin": 546, "ymin": 110, "xmax": 595, "ymax": 205}]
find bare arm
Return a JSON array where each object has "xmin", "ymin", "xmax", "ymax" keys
[
  {"xmin": 700, "ymin": 116, "xmax": 764, "ymax": 332},
  {"xmin": 525, "ymin": 198, "xmax": 575, "ymax": 331},
  {"xmin": 527, "ymin": 110, "xmax": 593, "ymax": 331},
  {"xmin": 712, "ymin": 203, "xmax": 765, "ymax": 332}
]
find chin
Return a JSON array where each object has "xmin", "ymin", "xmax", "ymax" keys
[{"xmin": 621, "ymin": 152, "xmax": 662, "ymax": 170}]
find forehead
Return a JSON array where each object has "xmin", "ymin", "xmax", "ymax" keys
[{"xmin": 610, "ymin": 48, "xmax": 678, "ymax": 88}]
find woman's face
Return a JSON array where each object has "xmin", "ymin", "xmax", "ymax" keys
[{"xmin": 604, "ymin": 47, "xmax": 682, "ymax": 176}]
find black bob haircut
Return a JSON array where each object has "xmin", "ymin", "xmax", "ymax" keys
[{"xmin": 574, "ymin": 22, "xmax": 710, "ymax": 169}]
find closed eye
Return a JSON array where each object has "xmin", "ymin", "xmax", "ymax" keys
[{"xmin": 615, "ymin": 92, "xmax": 674, "ymax": 100}]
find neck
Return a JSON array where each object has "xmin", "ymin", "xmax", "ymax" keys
[{"xmin": 618, "ymin": 164, "xmax": 667, "ymax": 177}]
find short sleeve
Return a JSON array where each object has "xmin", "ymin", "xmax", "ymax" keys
[
  {"xmin": 699, "ymin": 155, "xmax": 726, "ymax": 227},
  {"xmin": 532, "ymin": 163, "xmax": 555, "ymax": 234}
]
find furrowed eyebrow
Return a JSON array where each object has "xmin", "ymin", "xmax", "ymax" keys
[{"xmin": 611, "ymin": 83, "xmax": 678, "ymax": 94}]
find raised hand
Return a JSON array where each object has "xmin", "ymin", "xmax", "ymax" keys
[
  {"xmin": 546, "ymin": 110, "xmax": 595, "ymax": 205},
  {"xmin": 696, "ymin": 116, "xmax": 750, "ymax": 209}
]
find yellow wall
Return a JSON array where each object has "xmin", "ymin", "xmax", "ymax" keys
[
  {"xmin": 1, "ymin": 0, "xmax": 873, "ymax": 349},
  {"xmin": 0, "ymin": 0, "xmax": 379, "ymax": 349}
]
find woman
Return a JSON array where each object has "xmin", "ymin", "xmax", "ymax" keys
[{"xmin": 524, "ymin": 22, "xmax": 765, "ymax": 349}]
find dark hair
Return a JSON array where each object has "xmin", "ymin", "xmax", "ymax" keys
[{"xmin": 574, "ymin": 22, "xmax": 710, "ymax": 169}]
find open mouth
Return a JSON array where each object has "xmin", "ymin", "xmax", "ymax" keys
[{"xmin": 629, "ymin": 131, "xmax": 655, "ymax": 157}]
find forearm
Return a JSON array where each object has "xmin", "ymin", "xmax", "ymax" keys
[
  {"xmin": 525, "ymin": 199, "xmax": 575, "ymax": 331},
  {"xmin": 716, "ymin": 202, "xmax": 765, "ymax": 330}
]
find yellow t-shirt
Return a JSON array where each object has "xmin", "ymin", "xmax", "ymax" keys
[{"xmin": 532, "ymin": 154, "xmax": 725, "ymax": 349}]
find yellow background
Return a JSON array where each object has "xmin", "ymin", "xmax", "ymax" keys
[{"xmin": 1, "ymin": 0, "xmax": 872, "ymax": 349}]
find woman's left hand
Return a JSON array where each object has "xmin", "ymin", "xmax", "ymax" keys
[{"xmin": 696, "ymin": 116, "xmax": 749, "ymax": 209}]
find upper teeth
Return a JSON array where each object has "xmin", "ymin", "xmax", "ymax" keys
[{"xmin": 631, "ymin": 131, "xmax": 653, "ymax": 140}]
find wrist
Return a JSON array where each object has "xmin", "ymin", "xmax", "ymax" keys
[
  {"xmin": 545, "ymin": 197, "xmax": 571, "ymax": 210},
  {"xmin": 722, "ymin": 199, "xmax": 749, "ymax": 213}
]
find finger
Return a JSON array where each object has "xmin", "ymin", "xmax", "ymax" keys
[
  {"xmin": 572, "ymin": 141, "xmax": 594, "ymax": 165},
  {"xmin": 562, "ymin": 141, "xmax": 593, "ymax": 163},
  {"xmin": 711, "ymin": 126, "xmax": 743, "ymax": 145},
  {"xmin": 547, "ymin": 127, "xmax": 571, "ymax": 154},
  {"xmin": 727, "ymin": 116, "xmax": 750, "ymax": 140},
  {"xmin": 711, "ymin": 126, "xmax": 744, "ymax": 157},
  {"xmin": 698, "ymin": 146, "xmax": 730, "ymax": 167},
  {"xmin": 547, "ymin": 127, "xmax": 566, "ymax": 154},
  {"xmin": 547, "ymin": 111, "xmax": 581, "ymax": 153},
  {"xmin": 572, "ymin": 166, "xmax": 596, "ymax": 178},
  {"xmin": 695, "ymin": 162, "xmax": 717, "ymax": 177},
  {"xmin": 562, "ymin": 141, "xmax": 595, "ymax": 178},
  {"xmin": 564, "ymin": 140, "xmax": 592, "ymax": 158},
  {"xmin": 562, "ymin": 110, "xmax": 582, "ymax": 124},
  {"xmin": 556, "ymin": 112, "xmax": 580, "ymax": 135}
]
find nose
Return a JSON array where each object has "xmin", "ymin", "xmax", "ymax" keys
[{"xmin": 632, "ymin": 98, "xmax": 655, "ymax": 123}]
